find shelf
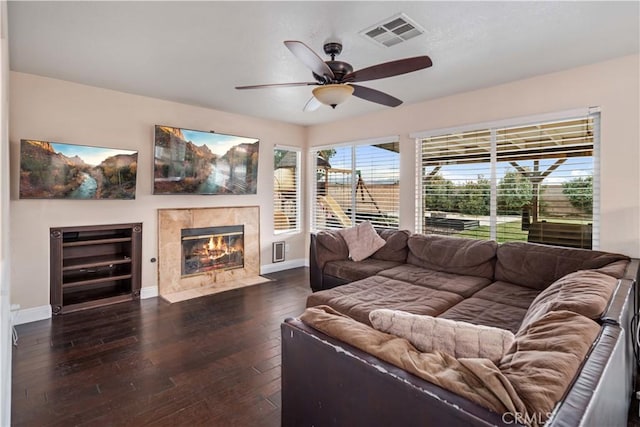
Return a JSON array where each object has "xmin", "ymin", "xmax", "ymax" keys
[
  {"xmin": 62, "ymin": 274, "xmax": 132, "ymax": 288},
  {"xmin": 63, "ymin": 254, "xmax": 132, "ymax": 271},
  {"xmin": 61, "ymin": 293, "xmax": 134, "ymax": 313},
  {"xmin": 51, "ymin": 222, "xmax": 142, "ymax": 315},
  {"xmin": 63, "ymin": 237, "xmax": 132, "ymax": 247}
]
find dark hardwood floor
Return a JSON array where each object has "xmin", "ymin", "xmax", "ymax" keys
[
  {"xmin": 11, "ymin": 267, "xmax": 311, "ymax": 426},
  {"xmin": 12, "ymin": 266, "xmax": 640, "ymax": 426}
]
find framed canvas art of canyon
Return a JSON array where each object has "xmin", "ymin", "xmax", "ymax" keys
[
  {"xmin": 153, "ymin": 125, "xmax": 260, "ymax": 195},
  {"xmin": 19, "ymin": 139, "xmax": 138, "ymax": 200}
]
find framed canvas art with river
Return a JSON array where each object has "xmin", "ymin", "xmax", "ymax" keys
[
  {"xmin": 153, "ymin": 125, "xmax": 259, "ymax": 195},
  {"xmin": 19, "ymin": 140, "xmax": 138, "ymax": 200}
]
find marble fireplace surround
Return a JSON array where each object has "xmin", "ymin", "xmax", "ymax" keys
[{"xmin": 158, "ymin": 206, "xmax": 267, "ymax": 303}]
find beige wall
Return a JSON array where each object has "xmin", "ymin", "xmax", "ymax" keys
[
  {"xmin": 1, "ymin": 1, "xmax": 11, "ymax": 424},
  {"xmin": 9, "ymin": 72, "xmax": 307, "ymax": 310},
  {"xmin": 307, "ymin": 54, "xmax": 640, "ymax": 258},
  {"xmin": 8, "ymin": 54, "xmax": 640, "ymax": 312}
]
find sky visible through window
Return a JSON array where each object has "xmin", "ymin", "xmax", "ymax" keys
[{"xmin": 325, "ymin": 145, "xmax": 399, "ymax": 184}]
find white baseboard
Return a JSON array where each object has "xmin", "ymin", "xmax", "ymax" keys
[
  {"xmin": 140, "ymin": 286, "xmax": 158, "ymax": 299},
  {"xmin": 12, "ymin": 266, "xmax": 305, "ymax": 325},
  {"xmin": 13, "ymin": 304, "xmax": 51, "ymax": 325},
  {"xmin": 261, "ymin": 258, "xmax": 306, "ymax": 275}
]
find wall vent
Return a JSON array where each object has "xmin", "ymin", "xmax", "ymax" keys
[
  {"xmin": 359, "ymin": 13, "xmax": 425, "ymax": 47},
  {"xmin": 272, "ymin": 241, "xmax": 285, "ymax": 263}
]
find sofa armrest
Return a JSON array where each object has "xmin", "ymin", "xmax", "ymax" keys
[
  {"xmin": 281, "ymin": 317, "xmax": 515, "ymax": 427},
  {"xmin": 622, "ymin": 258, "xmax": 640, "ymax": 282},
  {"xmin": 309, "ymin": 231, "xmax": 351, "ymax": 292},
  {"xmin": 546, "ymin": 325, "xmax": 630, "ymax": 427},
  {"xmin": 309, "ymin": 233, "xmax": 323, "ymax": 292},
  {"xmin": 601, "ymin": 278, "xmax": 634, "ymax": 326}
]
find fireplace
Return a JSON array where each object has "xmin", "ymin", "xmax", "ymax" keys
[
  {"xmin": 158, "ymin": 206, "xmax": 261, "ymax": 302},
  {"xmin": 181, "ymin": 225, "xmax": 244, "ymax": 276}
]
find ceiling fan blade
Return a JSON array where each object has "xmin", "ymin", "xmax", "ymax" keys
[
  {"xmin": 235, "ymin": 82, "xmax": 318, "ymax": 90},
  {"xmin": 284, "ymin": 40, "xmax": 335, "ymax": 80},
  {"xmin": 303, "ymin": 96, "xmax": 322, "ymax": 112},
  {"xmin": 344, "ymin": 56, "xmax": 432, "ymax": 83},
  {"xmin": 351, "ymin": 84, "xmax": 402, "ymax": 107}
]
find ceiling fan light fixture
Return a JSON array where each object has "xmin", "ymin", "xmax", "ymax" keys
[{"xmin": 312, "ymin": 84, "xmax": 354, "ymax": 108}]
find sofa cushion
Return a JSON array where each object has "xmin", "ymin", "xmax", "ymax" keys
[
  {"xmin": 371, "ymin": 229, "xmax": 411, "ymax": 262},
  {"xmin": 407, "ymin": 234, "xmax": 497, "ymax": 280},
  {"xmin": 324, "ymin": 259, "xmax": 403, "ymax": 283},
  {"xmin": 519, "ymin": 270, "xmax": 618, "ymax": 330},
  {"xmin": 306, "ymin": 275, "xmax": 464, "ymax": 326},
  {"xmin": 499, "ymin": 310, "xmax": 601, "ymax": 424},
  {"xmin": 370, "ymin": 309, "xmax": 514, "ymax": 364},
  {"xmin": 438, "ymin": 298, "xmax": 528, "ymax": 333},
  {"xmin": 495, "ymin": 241, "xmax": 629, "ymax": 290},
  {"xmin": 339, "ymin": 221, "xmax": 386, "ymax": 262},
  {"xmin": 378, "ymin": 264, "xmax": 491, "ymax": 298},
  {"xmin": 472, "ymin": 281, "xmax": 541, "ymax": 309}
]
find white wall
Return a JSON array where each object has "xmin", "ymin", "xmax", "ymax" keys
[
  {"xmin": 307, "ymin": 54, "xmax": 640, "ymax": 258},
  {"xmin": 9, "ymin": 72, "xmax": 307, "ymax": 312},
  {"xmin": 0, "ymin": 1, "xmax": 11, "ymax": 424}
]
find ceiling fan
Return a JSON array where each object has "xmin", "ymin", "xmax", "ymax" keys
[{"xmin": 235, "ymin": 40, "xmax": 432, "ymax": 111}]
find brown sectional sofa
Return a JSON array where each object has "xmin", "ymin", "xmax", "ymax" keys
[{"xmin": 282, "ymin": 229, "xmax": 639, "ymax": 426}]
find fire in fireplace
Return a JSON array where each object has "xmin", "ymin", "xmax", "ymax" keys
[{"xmin": 181, "ymin": 225, "xmax": 244, "ymax": 276}]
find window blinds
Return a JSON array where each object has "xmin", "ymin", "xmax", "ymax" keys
[
  {"xmin": 312, "ymin": 141, "xmax": 400, "ymax": 230},
  {"xmin": 273, "ymin": 148, "xmax": 300, "ymax": 233}
]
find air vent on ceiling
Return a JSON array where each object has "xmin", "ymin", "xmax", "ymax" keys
[{"xmin": 359, "ymin": 13, "xmax": 425, "ymax": 47}]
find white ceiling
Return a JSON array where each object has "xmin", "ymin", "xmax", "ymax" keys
[{"xmin": 7, "ymin": 1, "xmax": 640, "ymax": 126}]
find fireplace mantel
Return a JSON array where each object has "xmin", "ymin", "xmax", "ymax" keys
[{"xmin": 158, "ymin": 206, "xmax": 263, "ymax": 302}]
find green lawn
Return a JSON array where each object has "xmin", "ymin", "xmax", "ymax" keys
[
  {"xmin": 457, "ymin": 221, "xmax": 528, "ymax": 243},
  {"xmin": 456, "ymin": 217, "xmax": 591, "ymax": 243}
]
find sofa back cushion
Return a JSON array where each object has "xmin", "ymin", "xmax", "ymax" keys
[
  {"xmin": 519, "ymin": 270, "xmax": 618, "ymax": 330},
  {"xmin": 371, "ymin": 229, "xmax": 411, "ymax": 262},
  {"xmin": 592, "ymin": 259, "xmax": 630, "ymax": 279},
  {"xmin": 407, "ymin": 234, "xmax": 497, "ymax": 279},
  {"xmin": 495, "ymin": 241, "xmax": 629, "ymax": 290},
  {"xmin": 499, "ymin": 310, "xmax": 601, "ymax": 422},
  {"xmin": 315, "ymin": 228, "xmax": 410, "ymax": 268}
]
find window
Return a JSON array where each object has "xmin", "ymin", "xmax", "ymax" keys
[
  {"xmin": 274, "ymin": 147, "xmax": 300, "ymax": 233},
  {"xmin": 311, "ymin": 138, "xmax": 400, "ymax": 230},
  {"xmin": 416, "ymin": 112, "xmax": 598, "ymax": 249}
]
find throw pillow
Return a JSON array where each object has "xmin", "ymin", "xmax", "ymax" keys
[
  {"xmin": 338, "ymin": 221, "xmax": 386, "ymax": 262},
  {"xmin": 369, "ymin": 309, "xmax": 514, "ymax": 363}
]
